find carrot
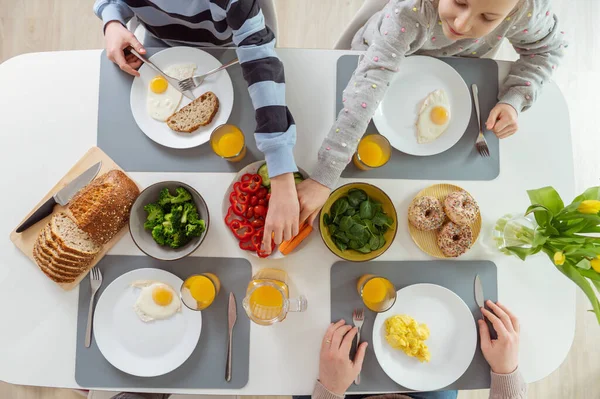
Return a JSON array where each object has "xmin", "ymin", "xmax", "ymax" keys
[{"xmin": 279, "ymin": 223, "xmax": 313, "ymax": 255}]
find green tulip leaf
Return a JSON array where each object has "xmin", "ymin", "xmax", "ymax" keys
[
  {"xmin": 575, "ymin": 259, "xmax": 592, "ymax": 270},
  {"xmin": 572, "ymin": 187, "xmax": 600, "ymax": 203}
]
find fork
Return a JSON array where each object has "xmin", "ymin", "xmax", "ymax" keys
[
  {"xmin": 352, "ymin": 308, "xmax": 365, "ymax": 385},
  {"xmin": 178, "ymin": 58, "xmax": 239, "ymax": 92},
  {"xmin": 85, "ymin": 267, "xmax": 103, "ymax": 348},
  {"xmin": 471, "ymin": 84, "xmax": 490, "ymax": 157}
]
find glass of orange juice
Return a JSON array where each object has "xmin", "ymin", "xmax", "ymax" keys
[
  {"xmin": 210, "ymin": 124, "xmax": 247, "ymax": 162},
  {"xmin": 242, "ymin": 268, "xmax": 307, "ymax": 326},
  {"xmin": 353, "ymin": 134, "xmax": 392, "ymax": 170},
  {"xmin": 180, "ymin": 273, "xmax": 221, "ymax": 311},
  {"xmin": 357, "ymin": 274, "xmax": 396, "ymax": 312}
]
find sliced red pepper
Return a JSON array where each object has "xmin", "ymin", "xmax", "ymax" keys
[
  {"xmin": 251, "ymin": 219, "xmax": 265, "ymax": 229},
  {"xmin": 225, "ymin": 206, "xmax": 241, "ymax": 226},
  {"xmin": 250, "ymin": 195, "xmax": 258, "ymax": 206},
  {"xmin": 230, "ymin": 220, "xmax": 254, "ymax": 241},
  {"xmin": 229, "ymin": 191, "xmax": 237, "ymax": 205},
  {"xmin": 232, "ymin": 201, "xmax": 247, "ymax": 217},
  {"xmin": 237, "ymin": 191, "xmax": 249, "ymax": 205},
  {"xmin": 251, "ymin": 228, "xmax": 264, "ymax": 249},
  {"xmin": 241, "ymin": 174, "xmax": 253, "ymax": 183},
  {"xmin": 251, "ymin": 174, "xmax": 262, "ymax": 185},
  {"xmin": 233, "ymin": 182, "xmax": 244, "ymax": 197},
  {"xmin": 239, "ymin": 239, "xmax": 256, "ymax": 251},
  {"xmin": 240, "ymin": 180, "xmax": 260, "ymax": 194}
]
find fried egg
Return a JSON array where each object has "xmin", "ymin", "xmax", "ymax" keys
[
  {"xmin": 146, "ymin": 63, "xmax": 196, "ymax": 122},
  {"xmin": 131, "ymin": 280, "xmax": 181, "ymax": 322},
  {"xmin": 416, "ymin": 89, "xmax": 451, "ymax": 144}
]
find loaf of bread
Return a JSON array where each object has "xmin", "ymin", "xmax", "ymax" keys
[
  {"xmin": 68, "ymin": 170, "xmax": 140, "ymax": 244},
  {"xmin": 166, "ymin": 91, "xmax": 219, "ymax": 133}
]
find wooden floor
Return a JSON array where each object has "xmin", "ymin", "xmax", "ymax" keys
[{"xmin": 1, "ymin": 0, "xmax": 599, "ymax": 398}]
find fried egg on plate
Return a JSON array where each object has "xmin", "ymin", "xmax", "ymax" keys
[
  {"xmin": 146, "ymin": 63, "xmax": 196, "ymax": 122},
  {"xmin": 416, "ymin": 89, "xmax": 451, "ymax": 144},
  {"xmin": 131, "ymin": 280, "xmax": 181, "ymax": 322}
]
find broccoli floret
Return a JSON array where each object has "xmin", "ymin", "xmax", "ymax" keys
[
  {"xmin": 170, "ymin": 205, "xmax": 183, "ymax": 229},
  {"xmin": 158, "ymin": 188, "xmax": 175, "ymax": 207},
  {"xmin": 187, "ymin": 208, "xmax": 202, "ymax": 225},
  {"xmin": 181, "ymin": 202, "xmax": 197, "ymax": 224},
  {"xmin": 151, "ymin": 225, "xmax": 167, "ymax": 246},
  {"xmin": 168, "ymin": 231, "xmax": 191, "ymax": 249},
  {"xmin": 185, "ymin": 220, "xmax": 206, "ymax": 238},
  {"xmin": 162, "ymin": 217, "xmax": 175, "ymax": 235},
  {"xmin": 170, "ymin": 187, "xmax": 193, "ymax": 205},
  {"xmin": 143, "ymin": 203, "xmax": 164, "ymax": 230}
]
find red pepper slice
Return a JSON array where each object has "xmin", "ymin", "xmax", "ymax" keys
[
  {"xmin": 230, "ymin": 220, "xmax": 254, "ymax": 241},
  {"xmin": 241, "ymin": 174, "xmax": 253, "ymax": 183},
  {"xmin": 239, "ymin": 239, "xmax": 256, "ymax": 251},
  {"xmin": 233, "ymin": 182, "xmax": 244, "ymax": 197},
  {"xmin": 251, "ymin": 228, "xmax": 264, "ymax": 249},
  {"xmin": 256, "ymin": 187, "xmax": 268, "ymax": 199},
  {"xmin": 240, "ymin": 180, "xmax": 260, "ymax": 194},
  {"xmin": 237, "ymin": 191, "xmax": 249, "ymax": 205},
  {"xmin": 229, "ymin": 191, "xmax": 237, "ymax": 205},
  {"xmin": 251, "ymin": 174, "xmax": 262, "ymax": 185},
  {"xmin": 224, "ymin": 206, "xmax": 241, "ymax": 226},
  {"xmin": 232, "ymin": 201, "xmax": 247, "ymax": 217}
]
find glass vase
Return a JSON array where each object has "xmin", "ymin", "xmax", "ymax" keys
[{"xmin": 493, "ymin": 213, "xmax": 538, "ymax": 256}]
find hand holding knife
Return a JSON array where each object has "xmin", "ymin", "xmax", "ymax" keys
[{"xmin": 474, "ymin": 274, "xmax": 497, "ymax": 340}]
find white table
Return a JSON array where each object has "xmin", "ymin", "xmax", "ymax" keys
[{"xmin": 0, "ymin": 49, "xmax": 574, "ymax": 395}]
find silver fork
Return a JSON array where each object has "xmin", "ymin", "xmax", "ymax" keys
[
  {"xmin": 352, "ymin": 308, "xmax": 365, "ymax": 385},
  {"xmin": 85, "ymin": 267, "xmax": 103, "ymax": 348},
  {"xmin": 178, "ymin": 58, "xmax": 240, "ymax": 92},
  {"xmin": 471, "ymin": 84, "xmax": 490, "ymax": 157}
]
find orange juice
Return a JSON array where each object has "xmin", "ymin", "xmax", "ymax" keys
[
  {"xmin": 354, "ymin": 134, "xmax": 392, "ymax": 170},
  {"xmin": 357, "ymin": 274, "xmax": 396, "ymax": 312},
  {"xmin": 210, "ymin": 124, "xmax": 246, "ymax": 162},
  {"xmin": 181, "ymin": 273, "xmax": 221, "ymax": 310}
]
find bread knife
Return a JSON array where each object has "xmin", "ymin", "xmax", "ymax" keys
[{"xmin": 16, "ymin": 161, "xmax": 102, "ymax": 233}]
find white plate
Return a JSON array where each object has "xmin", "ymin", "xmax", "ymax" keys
[
  {"xmin": 94, "ymin": 268, "xmax": 202, "ymax": 377},
  {"xmin": 372, "ymin": 283, "xmax": 476, "ymax": 391},
  {"xmin": 373, "ymin": 56, "xmax": 471, "ymax": 156},
  {"xmin": 130, "ymin": 47, "xmax": 234, "ymax": 149},
  {"xmin": 221, "ymin": 161, "xmax": 309, "ymax": 259}
]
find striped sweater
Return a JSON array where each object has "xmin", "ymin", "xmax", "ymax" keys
[{"xmin": 94, "ymin": 0, "xmax": 297, "ymax": 177}]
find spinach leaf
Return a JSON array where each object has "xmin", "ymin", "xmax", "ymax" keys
[
  {"xmin": 351, "ymin": 214, "xmax": 363, "ymax": 224},
  {"xmin": 339, "ymin": 216, "xmax": 354, "ymax": 232},
  {"xmin": 335, "ymin": 240, "xmax": 348, "ymax": 251},
  {"xmin": 323, "ymin": 213, "xmax": 331, "ymax": 225},
  {"xmin": 359, "ymin": 200, "xmax": 375, "ymax": 220},
  {"xmin": 347, "ymin": 189, "xmax": 368, "ymax": 207},
  {"xmin": 345, "ymin": 207, "xmax": 356, "ymax": 217},
  {"xmin": 348, "ymin": 240, "xmax": 361, "ymax": 250},
  {"xmin": 331, "ymin": 198, "xmax": 349, "ymax": 220},
  {"xmin": 334, "ymin": 231, "xmax": 350, "ymax": 243},
  {"xmin": 378, "ymin": 234, "xmax": 386, "ymax": 249},
  {"xmin": 328, "ymin": 224, "xmax": 337, "ymax": 236},
  {"xmin": 357, "ymin": 244, "xmax": 372, "ymax": 254},
  {"xmin": 349, "ymin": 223, "xmax": 367, "ymax": 237},
  {"xmin": 372, "ymin": 212, "xmax": 394, "ymax": 227},
  {"xmin": 369, "ymin": 235, "xmax": 380, "ymax": 251},
  {"xmin": 371, "ymin": 202, "xmax": 383, "ymax": 215},
  {"xmin": 364, "ymin": 219, "xmax": 379, "ymax": 236}
]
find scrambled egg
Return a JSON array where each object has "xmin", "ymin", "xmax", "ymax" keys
[{"xmin": 384, "ymin": 314, "xmax": 431, "ymax": 363}]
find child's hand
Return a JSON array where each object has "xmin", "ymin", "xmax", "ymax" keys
[
  {"xmin": 486, "ymin": 103, "xmax": 518, "ymax": 139},
  {"xmin": 479, "ymin": 300, "xmax": 520, "ymax": 375},
  {"xmin": 297, "ymin": 179, "xmax": 331, "ymax": 227},
  {"xmin": 104, "ymin": 21, "xmax": 145, "ymax": 77},
  {"xmin": 262, "ymin": 173, "xmax": 300, "ymax": 254}
]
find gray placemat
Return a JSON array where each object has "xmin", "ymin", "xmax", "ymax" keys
[
  {"xmin": 330, "ymin": 260, "xmax": 497, "ymax": 393},
  {"xmin": 97, "ymin": 48, "xmax": 262, "ymax": 172},
  {"xmin": 75, "ymin": 255, "xmax": 251, "ymax": 389},
  {"xmin": 337, "ymin": 56, "xmax": 500, "ymax": 180}
]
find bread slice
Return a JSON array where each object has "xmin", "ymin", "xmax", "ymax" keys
[
  {"xmin": 167, "ymin": 91, "xmax": 219, "ymax": 133},
  {"xmin": 36, "ymin": 230, "xmax": 92, "ymax": 272},
  {"xmin": 50, "ymin": 213, "xmax": 102, "ymax": 257},
  {"xmin": 40, "ymin": 225, "xmax": 94, "ymax": 263},
  {"xmin": 67, "ymin": 170, "xmax": 140, "ymax": 244},
  {"xmin": 33, "ymin": 248, "xmax": 77, "ymax": 283},
  {"xmin": 33, "ymin": 244, "xmax": 84, "ymax": 277}
]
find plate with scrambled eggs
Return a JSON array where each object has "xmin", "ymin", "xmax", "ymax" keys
[{"xmin": 372, "ymin": 283, "xmax": 476, "ymax": 391}]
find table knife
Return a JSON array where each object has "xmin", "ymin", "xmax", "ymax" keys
[
  {"xmin": 474, "ymin": 274, "xmax": 497, "ymax": 340},
  {"xmin": 226, "ymin": 292, "xmax": 237, "ymax": 382},
  {"xmin": 129, "ymin": 48, "xmax": 195, "ymax": 101},
  {"xmin": 16, "ymin": 161, "xmax": 102, "ymax": 233}
]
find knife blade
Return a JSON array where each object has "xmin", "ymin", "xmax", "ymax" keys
[
  {"xmin": 474, "ymin": 275, "xmax": 497, "ymax": 340},
  {"xmin": 129, "ymin": 48, "xmax": 195, "ymax": 101},
  {"xmin": 226, "ymin": 292, "xmax": 237, "ymax": 382},
  {"xmin": 16, "ymin": 161, "xmax": 102, "ymax": 233}
]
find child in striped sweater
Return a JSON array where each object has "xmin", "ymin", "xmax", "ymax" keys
[
  {"xmin": 94, "ymin": 0, "xmax": 299, "ymax": 253},
  {"xmin": 297, "ymin": 0, "xmax": 567, "ymax": 226}
]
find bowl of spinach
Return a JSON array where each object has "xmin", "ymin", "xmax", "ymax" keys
[{"xmin": 319, "ymin": 183, "xmax": 397, "ymax": 261}]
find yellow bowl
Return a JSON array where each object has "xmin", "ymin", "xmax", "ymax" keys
[{"xmin": 319, "ymin": 183, "xmax": 398, "ymax": 262}]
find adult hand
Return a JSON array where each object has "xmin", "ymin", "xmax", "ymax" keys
[
  {"xmin": 262, "ymin": 173, "xmax": 299, "ymax": 253},
  {"xmin": 479, "ymin": 300, "xmax": 520, "ymax": 375},
  {"xmin": 104, "ymin": 21, "xmax": 145, "ymax": 77},
  {"xmin": 319, "ymin": 320, "xmax": 368, "ymax": 396},
  {"xmin": 486, "ymin": 103, "xmax": 518, "ymax": 139},
  {"xmin": 297, "ymin": 178, "xmax": 331, "ymax": 227}
]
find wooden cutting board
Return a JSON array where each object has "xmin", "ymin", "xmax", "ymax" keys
[{"xmin": 9, "ymin": 146, "xmax": 140, "ymax": 291}]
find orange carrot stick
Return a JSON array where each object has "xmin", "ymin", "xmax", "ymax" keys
[{"xmin": 279, "ymin": 223, "xmax": 313, "ymax": 255}]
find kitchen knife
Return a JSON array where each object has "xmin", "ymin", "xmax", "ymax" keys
[
  {"xmin": 16, "ymin": 161, "xmax": 102, "ymax": 233},
  {"xmin": 474, "ymin": 274, "xmax": 497, "ymax": 340},
  {"xmin": 226, "ymin": 292, "xmax": 237, "ymax": 382}
]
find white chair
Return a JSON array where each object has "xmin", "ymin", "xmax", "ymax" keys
[
  {"xmin": 333, "ymin": 0, "xmax": 517, "ymax": 60},
  {"xmin": 129, "ymin": 0, "xmax": 278, "ymax": 46}
]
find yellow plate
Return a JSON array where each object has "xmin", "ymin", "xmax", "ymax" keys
[
  {"xmin": 408, "ymin": 184, "xmax": 481, "ymax": 259},
  {"xmin": 320, "ymin": 183, "xmax": 398, "ymax": 262}
]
